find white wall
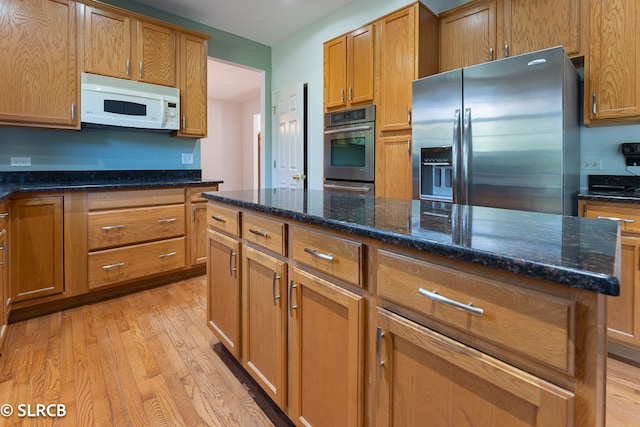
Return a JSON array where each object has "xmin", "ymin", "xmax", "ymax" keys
[
  {"xmin": 271, "ymin": 0, "xmax": 467, "ymax": 190},
  {"xmin": 242, "ymin": 98, "xmax": 261, "ymax": 189}
]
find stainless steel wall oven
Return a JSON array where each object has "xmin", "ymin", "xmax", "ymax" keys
[{"xmin": 323, "ymin": 105, "xmax": 375, "ymax": 193}]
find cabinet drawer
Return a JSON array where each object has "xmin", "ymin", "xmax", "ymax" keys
[
  {"xmin": 377, "ymin": 249, "xmax": 575, "ymax": 373},
  {"xmin": 292, "ymin": 227, "xmax": 362, "ymax": 287},
  {"xmin": 242, "ymin": 212, "xmax": 286, "ymax": 256},
  {"xmin": 88, "ymin": 188, "xmax": 185, "ymax": 210},
  {"xmin": 190, "ymin": 185, "xmax": 219, "ymax": 202},
  {"xmin": 207, "ymin": 203, "xmax": 240, "ymax": 237},
  {"xmin": 88, "ymin": 204, "xmax": 185, "ymax": 250},
  {"xmin": 88, "ymin": 237, "xmax": 185, "ymax": 289},
  {"xmin": 582, "ymin": 203, "xmax": 640, "ymax": 235}
]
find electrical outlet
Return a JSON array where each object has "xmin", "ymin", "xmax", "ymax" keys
[
  {"xmin": 581, "ymin": 159, "xmax": 602, "ymax": 170},
  {"xmin": 181, "ymin": 153, "xmax": 193, "ymax": 165},
  {"xmin": 10, "ymin": 156, "xmax": 31, "ymax": 166}
]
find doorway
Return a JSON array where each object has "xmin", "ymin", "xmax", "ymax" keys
[{"xmin": 201, "ymin": 58, "xmax": 265, "ymax": 191}]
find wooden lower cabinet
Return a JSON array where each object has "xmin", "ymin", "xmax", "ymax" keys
[
  {"xmin": 608, "ymin": 235, "xmax": 640, "ymax": 346},
  {"xmin": 207, "ymin": 228, "xmax": 241, "ymax": 357},
  {"xmin": 10, "ymin": 196, "xmax": 64, "ymax": 302},
  {"xmin": 377, "ymin": 132, "xmax": 413, "ymax": 199},
  {"xmin": 0, "ymin": 205, "xmax": 8, "ymax": 349},
  {"xmin": 241, "ymin": 247, "xmax": 288, "ymax": 407},
  {"xmin": 290, "ymin": 268, "xmax": 364, "ymax": 427},
  {"xmin": 375, "ymin": 308, "xmax": 574, "ymax": 427}
]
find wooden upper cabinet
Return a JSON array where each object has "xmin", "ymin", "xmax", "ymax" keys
[
  {"xmin": 324, "ymin": 24, "xmax": 374, "ymax": 111},
  {"xmin": 500, "ymin": 0, "xmax": 582, "ymax": 59},
  {"xmin": 176, "ymin": 33, "xmax": 208, "ymax": 137},
  {"xmin": 137, "ymin": 21, "xmax": 177, "ymax": 86},
  {"xmin": 83, "ymin": 5, "xmax": 176, "ymax": 87},
  {"xmin": 378, "ymin": 4, "xmax": 438, "ymax": 133},
  {"xmin": 439, "ymin": 0, "xmax": 496, "ymax": 72},
  {"xmin": 0, "ymin": 0, "xmax": 77, "ymax": 128},
  {"xmin": 586, "ymin": 0, "xmax": 640, "ymax": 124}
]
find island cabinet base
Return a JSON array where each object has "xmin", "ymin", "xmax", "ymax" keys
[
  {"xmin": 370, "ymin": 246, "xmax": 607, "ymax": 427},
  {"xmin": 205, "ymin": 199, "xmax": 609, "ymax": 427}
]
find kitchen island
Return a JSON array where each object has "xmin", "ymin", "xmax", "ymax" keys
[{"xmin": 203, "ymin": 188, "xmax": 619, "ymax": 427}]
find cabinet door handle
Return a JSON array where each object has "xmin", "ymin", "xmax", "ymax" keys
[
  {"xmin": 102, "ymin": 262, "xmax": 124, "ymax": 270},
  {"xmin": 229, "ymin": 249, "xmax": 237, "ymax": 274},
  {"xmin": 504, "ymin": 44, "xmax": 509, "ymax": 57},
  {"xmin": 341, "ymin": 88, "xmax": 345, "ymax": 103},
  {"xmin": 71, "ymin": 103, "xmax": 75, "ymax": 121},
  {"xmin": 407, "ymin": 108, "xmax": 412, "ymax": 125},
  {"xmin": 489, "ymin": 48, "xmax": 493, "ymax": 61},
  {"xmin": 348, "ymin": 86, "xmax": 353, "ymax": 101},
  {"xmin": 139, "ymin": 61, "xmax": 143, "ymax": 79},
  {"xmin": 211, "ymin": 215, "xmax": 226, "ymax": 222},
  {"xmin": 592, "ymin": 92, "xmax": 597, "ymax": 115},
  {"xmin": 0, "ymin": 213, "xmax": 8, "ymax": 218},
  {"xmin": 182, "ymin": 116, "xmax": 186, "ymax": 130},
  {"xmin": 158, "ymin": 218, "xmax": 177, "ymax": 223},
  {"xmin": 289, "ymin": 280, "xmax": 298, "ymax": 316},
  {"xmin": 101, "ymin": 225, "xmax": 124, "ymax": 230},
  {"xmin": 303, "ymin": 247, "xmax": 333, "ymax": 261},
  {"xmin": 126, "ymin": 59, "xmax": 130, "ymax": 76},
  {"xmin": 193, "ymin": 207, "xmax": 197, "ymax": 222},
  {"xmin": 376, "ymin": 326, "xmax": 385, "ymax": 377},
  {"xmin": 272, "ymin": 271, "xmax": 281, "ymax": 306},
  {"xmin": 407, "ymin": 138, "xmax": 411, "ymax": 157},
  {"xmin": 249, "ymin": 228, "xmax": 268, "ymax": 237},
  {"xmin": 158, "ymin": 251, "xmax": 177, "ymax": 258},
  {"xmin": 597, "ymin": 215, "xmax": 634, "ymax": 223},
  {"xmin": 418, "ymin": 288, "xmax": 484, "ymax": 316}
]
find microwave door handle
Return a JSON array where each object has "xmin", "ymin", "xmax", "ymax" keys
[
  {"xmin": 452, "ymin": 109, "xmax": 461, "ymax": 204},
  {"xmin": 159, "ymin": 96, "xmax": 166, "ymax": 128},
  {"xmin": 324, "ymin": 125, "xmax": 371, "ymax": 135}
]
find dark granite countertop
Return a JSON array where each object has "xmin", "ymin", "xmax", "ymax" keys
[
  {"xmin": 0, "ymin": 170, "xmax": 223, "ymax": 201},
  {"xmin": 203, "ymin": 188, "xmax": 621, "ymax": 296},
  {"xmin": 579, "ymin": 191, "xmax": 640, "ymax": 204}
]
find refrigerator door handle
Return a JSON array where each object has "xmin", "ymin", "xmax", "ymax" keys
[
  {"xmin": 461, "ymin": 108, "xmax": 472, "ymax": 204},
  {"xmin": 452, "ymin": 109, "xmax": 462, "ymax": 204}
]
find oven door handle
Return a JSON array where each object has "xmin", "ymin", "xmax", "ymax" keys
[
  {"xmin": 323, "ymin": 184, "xmax": 372, "ymax": 193},
  {"xmin": 324, "ymin": 125, "xmax": 372, "ymax": 135}
]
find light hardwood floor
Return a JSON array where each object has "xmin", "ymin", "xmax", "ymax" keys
[{"xmin": 0, "ymin": 276, "xmax": 639, "ymax": 426}]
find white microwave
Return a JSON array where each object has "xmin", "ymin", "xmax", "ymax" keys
[{"xmin": 80, "ymin": 73, "xmax": 180, "ymax": 130}]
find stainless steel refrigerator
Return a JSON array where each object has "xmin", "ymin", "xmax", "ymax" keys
[{"xmin": 411, "ymin": 46, "xmax": 580, "ymax": 215}]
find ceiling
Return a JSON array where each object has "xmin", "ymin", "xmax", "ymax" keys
[{"xmin": 134, "ymin": 0, "xmax": 354, "ymax": 46}]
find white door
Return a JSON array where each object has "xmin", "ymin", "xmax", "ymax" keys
[{"xmin": 273, "ymin": 83, "xmax": 305, "ymax": 189}]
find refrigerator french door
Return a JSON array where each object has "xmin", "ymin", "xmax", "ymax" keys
[{"xmin": 412, "ymin": 46, "xmax": 579, "ymax": 215}]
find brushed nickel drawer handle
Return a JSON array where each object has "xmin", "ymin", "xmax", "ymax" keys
[
  {"xmin": 0, "ymin": 213, "xmax": 8, "ymax": 219},
  {"xmin": 102, "ymin": 225, "xmax": 124, "ymax": 230},
  {"xmin": 158, "ymin": 251, "xmax": 177, "ymax": 258},
  {"xmin": 597, "ymin": 215, "xmax": 634, "ymax": 223},
  {"xmin": 418, "ymin": 287, "xmax": 484, "ymax": 316},
  {"xmin": 303, "ymin": 247, "xmax": 334, "ymax": 262},
  {"xmin": 211, "ymin": 215, "xmax": 226, "ymax": 222},
  {"xmin": 158, "ymin": 218, "xmax": 177, "ymax": 223},
  {"xmin": 102, "ymin": 262, "xmax": 124, "ymax": 270},
  {"xmin": 249, "ymin": 228, "xmax": 268, "ymax": 237}
]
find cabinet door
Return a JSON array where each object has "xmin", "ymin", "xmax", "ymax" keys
[
  {"xmin": 501, "ymin": 0, "xmax": 581, "ymax": 58},
  {"xmin": 587, "ymin": 0, "xmax": 640, "ymax": 122},
  {"xmin": 290, "ymin": 268, "xmax": 364, "ymax": 427},
  {"xmin": 190, "ymin": 202, "xmax": 208, "ymax": 266},
  {"xmin": 84, "ymin": 6, "xmax": 132, "ymax": 80},
  {"xmin": 439, "ymin": 0, "xmax": 496, "ymax": 72},
  {"xmin": 10, "ymin": 196, "xmax": 64, "ymax": 302},
  {"xmin": 242, "ymin": 247, "xmax": 287, "ymax": 407},
  {"xmin": 324, "ymin": 36, "xmax": 347, "ymax": 110},
  {"xmin": 137, "ymin": 21, "xmax": 176, "ymax": 87},
  {"xmin": 0, "ymin": 0, "xmax": 77, "ymax": 127},
  {"xmin": 378, "ymin": 133, "xmax": 412, "ymax": 199},
  {"xmin": 379, "ymin": 6, "xmax": 415, "ymax": 132},
  {"xmin": 608, "ymin": 235, "xmax": 640, "ymax": 346},
  {"xmin": 0, "ymin": 227, "xmax": 7, "ymax": 347},
  {"xmin": 348, "ymin": 24, "xmax": 374, "ymax": 106},
  {"xmin": 176, "ymin": 33, "xmax": 208, "ymax": 137},
  {"xmin": 375, "ymin": 308, "xmax": 574, "ymax": 427},
  {"xmin": 207, "ymin": 229, "xmax": 241, "ymax": 357}
]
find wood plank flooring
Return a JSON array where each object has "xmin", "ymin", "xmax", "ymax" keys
[{"xmin": 0, "ymin": 275, "xmax": 639, "ymax": 426}]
